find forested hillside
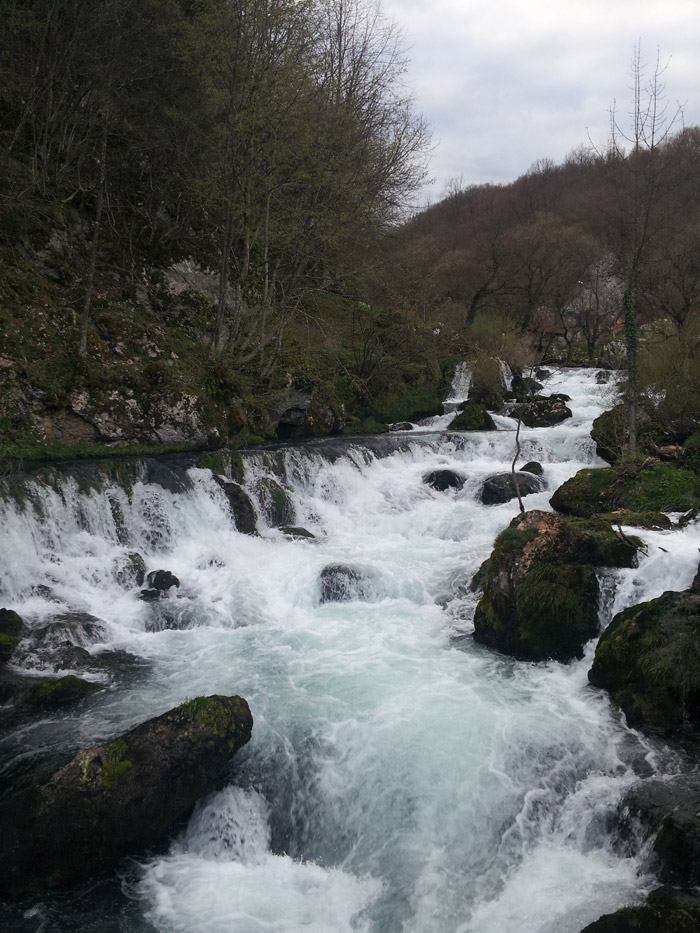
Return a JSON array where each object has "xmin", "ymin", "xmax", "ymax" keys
[{"xmin": 1, "ymin": 1, "xmax": 700, "ymax": 459}]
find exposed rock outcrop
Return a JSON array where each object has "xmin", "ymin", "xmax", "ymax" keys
[{"xmin": 511, "ymin": 396, "xmax": 572, "ymax": 427}]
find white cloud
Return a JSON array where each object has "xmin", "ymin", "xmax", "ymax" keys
[{"xmin": 384, "ymin": 0, "xmax": 700, "ymax": 202}]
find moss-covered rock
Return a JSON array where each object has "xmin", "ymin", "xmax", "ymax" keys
[
  {"xmin": 255, "ymin": 477, "xmax": 295, "ymax": 527},
  {"xmin": 0, "ymin": 608, "xmax": 23, "ymax": 663},
  {"xmin": 22, "ymin": 675, "xmax": 100, "ymax": 709},
  {"xmin": 473, "ymin": 511, "xmax": 639, "ymax": 662},
  {"xmin": 447, "ymin": 403, "xmax": 496, "ymax": 431},
  {"xmin": 589, "ymin": 576, "xmax": 700, "ymax": 732},
  {"xmin": 0, "ymin": 694, "xmax": 252, "ymax": 899},
  {"xmin": 591, "ymin": 405, "xmax": 626, "ymax": 464},
  {"xmin": 551, "ymin": 461, "xmax": 700, "ymax": 518}
]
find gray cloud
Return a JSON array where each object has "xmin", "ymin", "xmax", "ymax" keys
[{"xmin": 384, "ymin": 0, "xmax": 700, "ymax": 203}]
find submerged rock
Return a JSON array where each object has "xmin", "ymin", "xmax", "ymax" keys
[
  {"xmin": 22, "ymin": 674, "xmax": 100, "ymax": 709},
  {"xmin": 589, "ymin": 571, "xmax": 700, "ymax": 733},
  {"xmin": 146, "ymin": 569, "xmax": 180, "ymax": 592},
  {"xmin": 473, "ymin": 510, "xmax": 639, "ymax": 662},
  {"xmin": 480, "ymin": 471, "xmax": 544, "ymax": 505},
  {"xmin": 319, "ymin": 564, "xmax": 375, "ymax": 603},
  {"xmin": 0, "ymin": 694, "xmax": 253, "ymax": 899},
  {"xmin": 423, "ymin": 469, "xmax": 467, "ymax": 492},
  {"xmin": 280, "ymin": 526, "xmax": 316, "ymax": 539},
  {"xmin": 113, "ymin": 551, "xmax": 147, "ymax": 589}
]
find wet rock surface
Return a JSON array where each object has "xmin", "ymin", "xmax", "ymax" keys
[
  {"xmin": 480, "ymin": 471, "xmax": 544, "ymax": 505},
  {"xmin": 0, "ymin": 695, "xmax": 253, "ymax": 899},
  {"xmin": 589, "ymin": 569, "xmax": 700, "ymax": 733},
  {"xmin": 473, "ymin": 510, "xmax": 639, "ymax": 661},
  {"xmin": 423, "ymin": 469, "xmax": 467, "ymax": 492}
]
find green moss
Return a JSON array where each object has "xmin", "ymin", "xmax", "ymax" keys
[
  {"xmin": 177, "ymin": 695, "xmax": 212, "ymax": 719},
  {"xmin": 196, "ymin": 451, "xmax": 228, "ymax": 475},
  {"xmin": 23, "ymin": 675, "xmax": 98, "ymax": 708},
  {"xmin": 0, "ymin": 632, "xmax": 17, "ymax": 663},
  {"xmin": 448, "ymin": 403, "xmax": 496, "ymax": 431},
  {"xmin": 101, "ymin": 739, "xmax": 132, "ymax": 787},
  {"xmin": 624, "ymin": 463, "xmax": 700, "ymax": 512}
]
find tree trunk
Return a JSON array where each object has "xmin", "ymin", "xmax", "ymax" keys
[{"xmin": 78, "ymin": 120, "xmax": 107, "ymax": 359}]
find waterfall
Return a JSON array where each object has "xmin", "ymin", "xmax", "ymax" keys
[{"xmin": 1, "ymin": 368, "xmax": 698, "ymax": 932}]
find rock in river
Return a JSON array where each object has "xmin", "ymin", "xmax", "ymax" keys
[{"xmin": 0, "ymin": 694, "xmax": 253, "ymax": 899}]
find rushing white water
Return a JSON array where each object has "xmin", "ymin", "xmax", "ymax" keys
[{"xmin": 1, "ymin": 368, "xmax": 699, "ymax": 932}]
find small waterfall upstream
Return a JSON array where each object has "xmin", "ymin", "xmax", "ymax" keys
[{"xmin": 1, "ymin": 368, "xmax": 699, "ymax": 932}]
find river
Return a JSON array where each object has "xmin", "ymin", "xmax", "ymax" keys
[{"xmin": 2, "ymin": 367, "xmax": 699, "ymax": 932}]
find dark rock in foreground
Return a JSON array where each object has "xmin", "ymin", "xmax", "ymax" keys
[
  {"xmin": 589, "ymin": 570, "xmax": 700, "ymax": 733},
  {"xmin": 473, "ymin": 511, "xmax": 639, "ymax": 662},
  {"xmin": 423, "ymin": 469, "xmax": 466, "ymax": 492},
  {"xmin": 481, "ymin": 471, "xmax": 544, "ymax": 505},
  {"xmin": 0, "ymin": 694, "xmax": 252, "ymax": 900},
  {"xmin": 581, "ymin": 888, "xmax": 700, "ymax": 932}
]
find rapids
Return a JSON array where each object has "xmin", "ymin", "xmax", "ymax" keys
[{"xmin": 1, "ymin": 367, "xmax": 699, "ymax": 932}]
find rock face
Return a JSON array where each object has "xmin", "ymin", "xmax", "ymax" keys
[
  {"xmin": 473, "ymin": 511, "xmax": 639, "ymax": 661},
  {"xmin": 0, "ymin": 695, "xmax": 253, "ymax": 900},
  {"xmin": 480, "ymin": 471, "xmax": 544, "ymax": 505},
  {"xmin": 255, "ymin": 478, "xmax": 295, "ymax": 527},
  {"xmin": 423, "ymin": 469, "xmax": 467, "ymax": 492},
  {"xmin": 511, "ymin": 397, "xmax": 572, "ymax": 427},
  {"xmin": 581, "ymin": 888, "xmax": 700, "ymax": 932},
  {"xmin": 588, "ymin": 572, "xmax": 700, "ymax": 732}
]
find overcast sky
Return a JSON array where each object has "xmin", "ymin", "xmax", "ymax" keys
[{"xmin": 382, "ymin": 0, "xmax": 700, "ymax": 205}]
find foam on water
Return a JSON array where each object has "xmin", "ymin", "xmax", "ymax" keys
[{"xmin": 2, "ymin": 368, "xmax": 698, "ymax": 931}]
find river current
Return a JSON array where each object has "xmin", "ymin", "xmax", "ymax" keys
[{"xmin": 2, "ymin": 368, "xmax": 700, "ymax": 932}]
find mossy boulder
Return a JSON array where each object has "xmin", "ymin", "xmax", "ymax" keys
[
  {"xmin": 589, "ymin": 575, "xmax": 700, "ymax": 733},
  {"xmin": 473, "ymin": 511, "xmax": 640, "ymax": 662},
  {"xmin": 581, "ymin": 888, "xmax": 700, "ymax": 932},
  {"xmin": 447, "ymin": 403, "xmax": 496, "ymax": 431},
  {"xmin": 511, "ymin": 397, "xmax": 572, "ymax": 427},
  {"xmin": 22, "ymin": 675, "xmax": 100, "ymax": 709},
  {"xmin": 591, "ymin": 405, "xmax": 626, "ymax": 464},
  {"xmin": 0, "ymin": 609, "xmax": 23, "ymax": 663},
  {"xmin": 0, "ymin": 694, "xmax": 252, "ymax": 899},
  {"xmin": 551, "ymin": 461, "xmax": 700, "ymax": 518}
]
